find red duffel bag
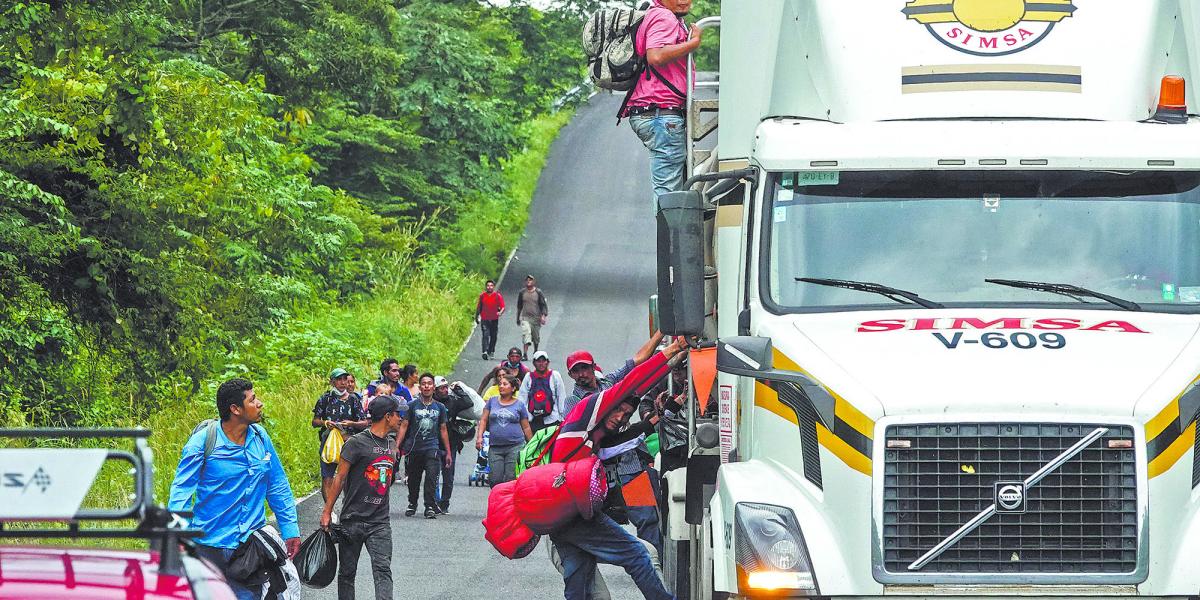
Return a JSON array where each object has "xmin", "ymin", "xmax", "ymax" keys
[
  {"xmin": 482, "ymin": 480, "xmax": 541, "ymax": 559},
  {"xmin": 513, "ymin": 455, "xmax": 608, "ymax": 535}
]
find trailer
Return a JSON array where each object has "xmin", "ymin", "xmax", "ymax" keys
[{"xmin": 654, "ymin": 2, "xmax": 1200, "ymax": 598}]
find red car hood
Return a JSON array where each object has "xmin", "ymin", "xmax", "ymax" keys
[{"xmin": 0, "ymin": 546, "xmax": 230, "ymax": 600}]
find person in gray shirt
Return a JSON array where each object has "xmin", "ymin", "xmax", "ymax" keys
[
  {"xmin": 475, "ymin": 375, "xmax": 533, "ymax": 485},
  {"xmin": 515, "ymin": 274, "xmax": 549, "ymax": 357}
]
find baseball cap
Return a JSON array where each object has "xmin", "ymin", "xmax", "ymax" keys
[
  {"xmin": 368, "ymin": 395, "xmax": 400, "ymax": 419},
  {"xmin": 434, "ymin": 376, "xmax": 449, "ymax": 387},
  {"xmin": 531, "ymin": 350, "xmax": 550, "ymax": 362},
  {"xmin": 329, "ymin": 367, "xmax": 349, "ymax": 379},
  {"xmin": 566, "ymin": 350, "xmax": 595, "ymax": 372}
]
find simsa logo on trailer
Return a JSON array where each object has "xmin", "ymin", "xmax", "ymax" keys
[{"xmin": 903, "ymin": 0, "xmax": 1077, "ymax": 56}]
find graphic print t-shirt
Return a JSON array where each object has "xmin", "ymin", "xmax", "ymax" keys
[
  {"xmin": 486, "ymin": 396, "xmax": 530, "ymax": 447},
  {"xmin": 404, "ymin": 400, "xmax": 448, "ymax": 454},
  {"xmin": 339, "ymin": 430, "xmax": 395, "ymax": 523}
]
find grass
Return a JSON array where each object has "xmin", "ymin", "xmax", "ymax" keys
[{"xmin": 1, "ymin": 109, "xmax": 573, "ymax": 548}]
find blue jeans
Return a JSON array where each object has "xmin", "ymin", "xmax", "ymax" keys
[
  {"xmin": 550, "ymin": 513, "xmax": 674, "ymax": 600},
  {"xmin": 194, "ymin": 544, "xmax": 263, "ymax": 600},
  {"xmin": 629, "ymin": 113, "xmax": 686, "ymax": 206}
]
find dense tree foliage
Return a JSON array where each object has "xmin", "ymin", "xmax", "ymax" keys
[{"xmin": 0, "ymin": 0, "xmax": 585, "ymax": 424}]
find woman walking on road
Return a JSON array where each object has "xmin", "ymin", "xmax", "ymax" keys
[{"xmin": 475, "ymin": 375, "xmax": 532, "ymax": 486}]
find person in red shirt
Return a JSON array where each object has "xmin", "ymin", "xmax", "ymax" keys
[{"xmin": 475, "ymin": 279, "xmax": 506, "ymax": 360}]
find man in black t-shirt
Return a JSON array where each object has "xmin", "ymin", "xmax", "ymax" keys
[{"xmin": 321, "ymin": 395, "xmax": 402, "ymax": 600}]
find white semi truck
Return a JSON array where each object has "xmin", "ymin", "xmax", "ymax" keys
[{"xmin": 653, "ymin": 1, "xmax": 1200, "ymax": 598}]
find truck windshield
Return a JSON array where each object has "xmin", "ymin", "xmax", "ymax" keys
[{"xmin": 764, "ymin": 170, "xmax": 1200, "ymax": 313}]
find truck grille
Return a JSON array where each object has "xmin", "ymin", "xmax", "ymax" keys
[{"xmin": 881, "ymin": 423, "xmax": 1138, "ymax": 578}]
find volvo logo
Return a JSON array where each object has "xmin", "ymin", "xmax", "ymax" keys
[{"xmin": 994, "ymin": 482, "xmax": 1026, "ymax": 513}]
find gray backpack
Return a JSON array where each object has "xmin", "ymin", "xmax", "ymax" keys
[{"xmin": 583, "ymin": 6, "xmax": 646, "ymax": 91}]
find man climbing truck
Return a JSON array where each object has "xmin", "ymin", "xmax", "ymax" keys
[{"xmin": 654, "ymin": 1, "xmax": 1200, "ymax": 599}]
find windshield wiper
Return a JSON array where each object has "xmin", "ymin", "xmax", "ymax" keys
[
  {"xmin": 984, "ymin": 278, "xmax": 1142, "ymax": 311},
  {"xmin": 796, "ymin": 277, "xmax": 944, "ymax": 309}
]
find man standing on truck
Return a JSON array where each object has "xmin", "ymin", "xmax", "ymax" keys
[
  {"xmin": 624, "ymin": 0, "xmax": 702, "ymax": 205},
  {"xmin": 168, "ymin": 377, "xmax": 301, "ymax": 600}
]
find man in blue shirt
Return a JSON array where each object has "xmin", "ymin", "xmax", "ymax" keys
[{"xmin": 168, "ymin": 378, "xmax": 301, "ymax": 600}]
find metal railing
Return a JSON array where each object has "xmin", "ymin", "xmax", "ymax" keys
[{"xmin": 686, "ymin": 16, "xmax": 721, "ymax": 180}]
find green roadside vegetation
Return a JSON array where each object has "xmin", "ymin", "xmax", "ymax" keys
[
  {"xmin": 0, "ymin": 0, "xmax": 720, "ymax": 544},
  {"xmin": 117, "ymin": 111, "xmax": 571, "ymax": 514},
  {"xmin": 13, "ymin": 108, "xmax": 571, "ymax": 549},
  {"xmin": 0, "ymin": 0, "xmax": 585, "ymax": 534}
]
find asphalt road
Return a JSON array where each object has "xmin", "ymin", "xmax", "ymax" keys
[{"xmin": 297, "ymin": 91, "xmax": 657, "ymax": 599}]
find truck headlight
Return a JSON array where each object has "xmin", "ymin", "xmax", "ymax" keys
[{"xmin": 734, "ymin": 502, "xmax": 817, "ymax": 596}]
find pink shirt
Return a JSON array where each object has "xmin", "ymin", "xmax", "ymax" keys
[{"xmin": 627, "ymin": 2, "xmax": 690, "ymax": 112}]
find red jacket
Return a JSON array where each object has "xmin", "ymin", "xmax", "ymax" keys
[
  {"xmin": 476, "ymin": 292, "xmax": 505, "ymax": 321},
  {"xmin": 550, "ymin": 351, "xmax": 671, "ymax": 463}
]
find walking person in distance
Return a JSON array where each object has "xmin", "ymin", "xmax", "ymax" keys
[{"xmin": 476, "ymin": 279, "xmax": 506, "ymax": 360}]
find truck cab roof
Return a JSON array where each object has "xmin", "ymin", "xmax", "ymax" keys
[{"xmin": 720, "ymin": 0, "xmax": 1200, "ymax": 161}]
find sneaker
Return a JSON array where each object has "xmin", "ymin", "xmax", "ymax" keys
[
  {"xmin": 405, "ymin": 504, "xmax": 416, "ymax": 517},
  {"xmin": 482, "ymin": 352, "xmax": 488, "ymax": 360},
  {"xmin": 431, "ymin": 504, "xmax": 445, "ymax": 515},
  {"xmin": 438, "ymin": 504, "xmax": 450, "ymax": 515},
  {"xmin": 424, "ymin": 507, "xmax": 438, "ymax": 519}
]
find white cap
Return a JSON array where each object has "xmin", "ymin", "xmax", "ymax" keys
[
  {"xmin": 531, "ymin": 350, "xmax": 550, "ymax": 361},
  {"xmin": 434, "ymin": 376, "xmax": 449, "ymax": 387}
]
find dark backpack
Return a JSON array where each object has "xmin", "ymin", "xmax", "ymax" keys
[{"xmin": 527, "ymin": 370, "xmax": 556, "ymax": 418}]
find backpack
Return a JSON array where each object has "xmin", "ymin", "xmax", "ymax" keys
[
  {"xmin": 192, "ymin": 419, "xmax": 265, "ymax": 478},
  {"xmin": 515, "ymin": 424, "xmax": 560, "ymax": 477},
  {"xmin": 583, "ymin": 6, "xmax": 646, "ymax": 92},
  {"xmin": 527, "ymin": 370, "xmax": 556, "ymax": 418}
]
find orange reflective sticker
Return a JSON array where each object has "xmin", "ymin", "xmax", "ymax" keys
[
  {"xmin": 690, "ymin": 347, "xmax": 717, "ymax": 416},
  {"xmin": 621, "ymin": 471, "xmax": 657, "ymax": 507}
]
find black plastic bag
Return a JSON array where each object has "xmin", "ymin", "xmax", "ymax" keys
[{"xmin": 292, "ymin": 528, "xmax": 337, "ymax": 588}]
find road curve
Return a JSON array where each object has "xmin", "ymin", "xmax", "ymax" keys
[{"xmin": 297, "ymin": 92, "xmax": 656, "ymax": 599}]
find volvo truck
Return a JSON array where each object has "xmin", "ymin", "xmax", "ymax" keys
[{"xmin": 654, "ymin": 2, "xmax": 1200, "ymax": 598}]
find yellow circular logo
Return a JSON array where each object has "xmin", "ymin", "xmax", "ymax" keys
[
  {"xmin": 952, "ymin": 0, "xmax": 1025, "ymax": 33},
  {"xmin": 904, "ymin": 0, "xmax": 1076, "ymax": 56}
]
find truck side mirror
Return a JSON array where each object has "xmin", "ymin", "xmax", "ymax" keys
[
  {"xmin": 1178, "ymin": 380, "xmax": 1200, "ymax": 432},
  {"xmin": 656, "ymin": 190, "xmax": 706, "ymax": 336},
  {"xmin": 716, "ymin": 336, "xmax": 773, "ymax": 377}
]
